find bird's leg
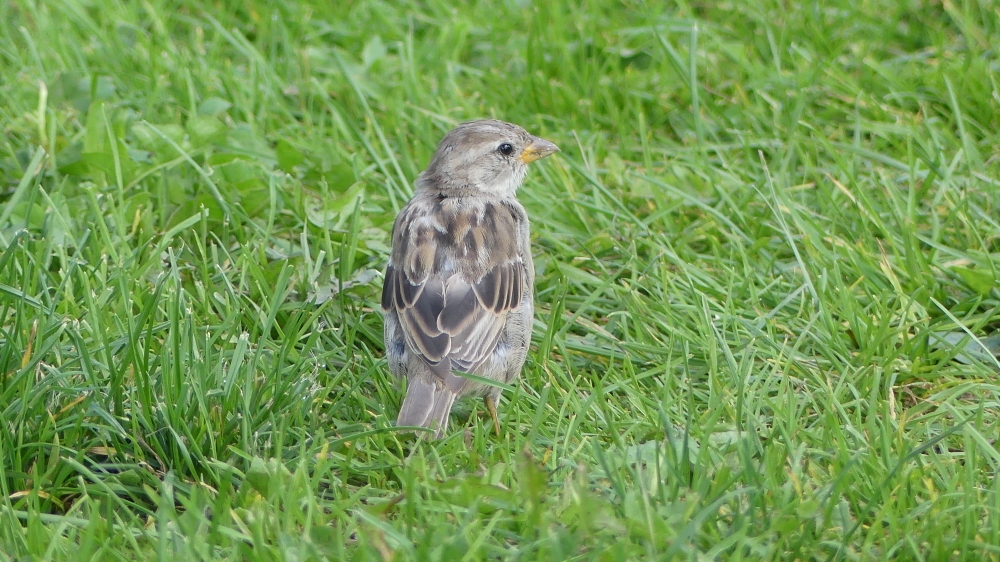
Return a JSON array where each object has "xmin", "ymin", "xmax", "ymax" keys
[{"xmin": 484, "ymin": 395, "xmax": 501, "ymax": 436}]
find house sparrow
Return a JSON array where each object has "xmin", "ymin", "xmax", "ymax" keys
[{"xmin": 381, "ymin": 120, "xmax": 559, "ymax": 438}]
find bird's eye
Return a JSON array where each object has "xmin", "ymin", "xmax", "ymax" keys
[{"xmin": 498, "ymin": 143, "xmax": 514, "ymax": 156}]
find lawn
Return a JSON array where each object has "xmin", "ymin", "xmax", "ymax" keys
[{"xmin": 2, "ymin": 0, "xmax": 999, "ymax": 559}]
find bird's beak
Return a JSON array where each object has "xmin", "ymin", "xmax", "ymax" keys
[{"xmin": 519, "ymin": 136, "xmax": 560, "ymax": 164}]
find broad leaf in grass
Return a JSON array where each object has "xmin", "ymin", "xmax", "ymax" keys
[
  {"xmin": 197, "ymin": 97, "xmax": 232, "ymax": 117},
  {"xmin": 131, "ymin": 122, "xmax": 187, "ymax": 164},
  {"xmin": 306, "ymin": 181, "xmax": 365, "ymax": 231},
  {"xmin": 225, "ymin": 124, "xmax": 276, "ymax": 167},
  {"xmin": 244, "ymin": 457, "xmax": 291, "ymax": 500},
  {"xmin": 930, "ymin": 331, "xmax": 1000, "ymax": 370},
  {"xmin": 951, "ymin": 266, "xmax": 996, "ymax": 296},
  {"xmin": 276, "ymin": 139, "xmax": 305, "ymax": 172},
  {"xmin": 187, "ymin": 116, "xmax": 228, "ymax": 148}
]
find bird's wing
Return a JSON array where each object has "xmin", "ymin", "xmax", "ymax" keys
[{"xmin": 381, "ymin": 197, "xmax": 527, "ymax": 389}]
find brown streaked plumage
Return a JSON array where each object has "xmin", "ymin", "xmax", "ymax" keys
[{"xmin": 381, "ymin": 119, "xmax": 559, "ymax": 438}]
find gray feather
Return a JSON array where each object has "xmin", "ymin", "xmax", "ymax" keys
[{"xmin": 396, "ymin": 376, "xmax": 457, "ymax": 439}]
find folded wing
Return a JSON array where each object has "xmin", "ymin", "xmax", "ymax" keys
[{"xmin": 381, "ymin": 198, "xmax": 526, "ymax": 391}]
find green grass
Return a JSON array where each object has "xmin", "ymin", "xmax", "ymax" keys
[{"xmin": 2, "ymin": 0, "xmax": 999, "ymax": 559}]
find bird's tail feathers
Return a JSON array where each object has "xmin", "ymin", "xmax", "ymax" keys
[{"xmin": 396, "ymin": 376, "xmax": 457, "ymax": 439}]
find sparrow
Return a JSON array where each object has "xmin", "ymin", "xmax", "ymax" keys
[{"xmin": 381, "ymin": 119, "xmax": 559, "ymax": 438}]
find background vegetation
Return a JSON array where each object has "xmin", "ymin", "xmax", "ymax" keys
[{"xmin": 2, "ymin": 0, "xmax": 999, "ymax": 559}]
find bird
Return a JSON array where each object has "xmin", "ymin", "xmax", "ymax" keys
[{"xmin": 381, "ymin": 119, "xmax": 559, "ymax": 438}]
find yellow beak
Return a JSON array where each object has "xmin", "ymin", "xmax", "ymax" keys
[{"xmin": 519, "ymin": 136, "xmax": 560, "ymax": 164}]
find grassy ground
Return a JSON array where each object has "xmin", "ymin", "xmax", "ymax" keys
[{"xmin": 2, "ymin": 0, "xmax": 999, "ymax": 559}]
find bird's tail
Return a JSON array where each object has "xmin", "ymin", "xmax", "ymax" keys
[{"xmin": 396, "ymin": 376, "xmax": 457, "ymax": 439}]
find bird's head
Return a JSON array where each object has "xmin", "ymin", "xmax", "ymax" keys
[{"xmin": 416, "ymin": 120, "xmax": 559, "ymax": 198}]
